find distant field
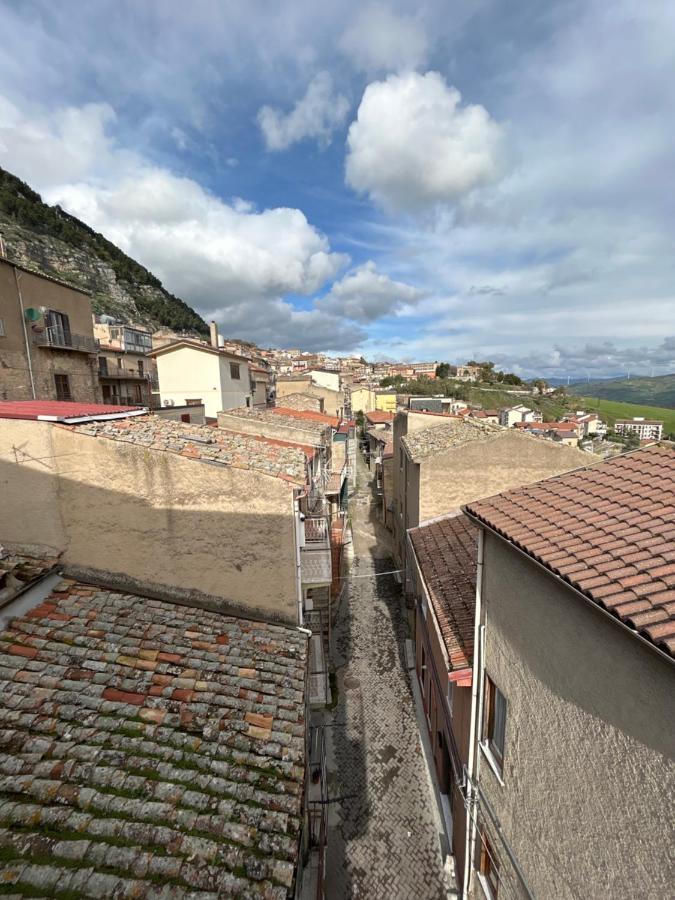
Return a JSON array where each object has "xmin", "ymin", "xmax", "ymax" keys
[
  {"xmin": 569, "ymin": 373, "xmax": 675, "ymax": 407},
  {"xmin": 578, "ymin": 397, "xmax": 675, "ymax": 435}
]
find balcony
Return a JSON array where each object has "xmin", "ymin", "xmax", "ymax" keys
[
  {"xmin": 301, "ymin": 515, "xmax": 332, "ymax": 586},
  {"xmin": 99, "ymin": 365, "xmax": 149, "ymax": 380},
  {"xmin": 35, "ymin": 327, "xmax": 98, "ymax": 354}
]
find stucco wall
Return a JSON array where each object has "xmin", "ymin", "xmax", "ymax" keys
[
  {"xmin": 419, "ymin": 431, "xmax": 590, "ymax": 522},
  {"xmin": 155, "ymin": 347, "xmax": 250, "ymax": 418},
  {"xmin": 218, "ymin": 410, "xmax": 325, "ymax": 447},
  {"xmin": 0, "ymin": 420, "xmax": 299, "ymax": 623},
  {"xmin": 476, "ymin": 530, "xmax": 675, "ymax": 899}
]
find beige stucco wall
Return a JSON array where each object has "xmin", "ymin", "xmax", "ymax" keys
[
  {"xmin": 0, "ymin": 420, "xmax": 299, "ymax": 623},
  {"xmin": 476, "ymin": 531, "xmax": 675, "ymax": 900},
  {"xmin": 155, "ymin": 346, "xmax": 251, "ymax": 419},
  {"xmin": 277, "ymin": 380, "xmax": 342, "ymax": 418},
  {"xmin": 218, "ymin": 410, "xmax": 326, "ymax": 448},
  {"xmin": 419, "ymin": 431, "xmax": 590, "ymax": 522},
  {"xmin": 350, "ymin": 387, "xmax": 375, "ymax": 413}
]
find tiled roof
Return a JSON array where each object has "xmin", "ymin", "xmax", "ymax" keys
[
  {"xmin": 402, "ymin": 419, "xmax": 501, "ymax": 461},
  {"xmin": 273, "ymin": 393, "xmax": 323, "ymax": 413},
  {"xmin": 67, "ymin": 416, "xmax": 312, "ymax": 484},
  {"xmin": 222, "ymin": 407, "xmax": 335, "ymax": 434},
  {"xmin": 0, "ymin": 552, "xmax": 60, "ymax": 609},
  {"xmin": 364, "ymin": 411, "xmax": 395, "ymax": 425},
  {"xmin": 0, "ymin": 579, "xmax": 307, "ymax": 897},
  {"xmin": 0, "ymin": 401, "xmax": 145, "ymax": 423},
  {"xmin": 409, "ymin": 515, "xmax": 478, "ymax": 670},
  {"xmin": 464, "ymin": 444, "xmax": 675, "ymax": 657}
]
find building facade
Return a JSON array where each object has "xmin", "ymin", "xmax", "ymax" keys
[
  {"xmin": 0, "ymin": 258, "xmax": 99, "ymax": 403},
  {"xmin": 93, "ymin": 319, "xmax": 155, "ymax": 407},
  {"xmin": 614, "ymin": 417, "xmax": 663, "ymax": 441}
]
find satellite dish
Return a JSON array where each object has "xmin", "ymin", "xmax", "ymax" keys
[{"xmin": 24, "ymin": 308, "xmax": 42, "ymax": 321}]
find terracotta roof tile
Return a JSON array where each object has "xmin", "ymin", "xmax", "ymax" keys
[
  {"xmin": 465, "ymin": 444, "xmax": 675, "ymax": 657},
  {"xmin": 409, "ymin": 515, "xmax": 478, "ymax": 670},
  {"xmin": 0, "ymin": 580, "xmax": 308, "ymax": 897}
]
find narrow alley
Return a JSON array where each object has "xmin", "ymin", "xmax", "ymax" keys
[{"xmin": 325, "ymin": 451, "xmax": 449, "ymax": 899}]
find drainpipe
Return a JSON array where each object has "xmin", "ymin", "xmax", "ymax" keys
[
  {"xmin": 293, "ymin": 492, "xmax": 304, "ymax": 626},
  {"xmin": 14, "ymin": 268, "xmax": 36, "ymax": 399},
  {"xmin": 463, "ymin": 526, "xmax": 484, "ymax": 899}
]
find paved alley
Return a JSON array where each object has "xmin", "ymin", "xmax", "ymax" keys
[{"xmin": 325, "ymin": 452, "xmax": 448, "ymax": 899}]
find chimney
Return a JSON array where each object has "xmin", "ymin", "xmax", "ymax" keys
[{"xmin": 209, "ymin": 321, "xmax": 219, "ymax": 349}]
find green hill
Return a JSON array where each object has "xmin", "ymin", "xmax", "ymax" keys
[
  {"xmin": 0, "ymin": 166, "xmax": 208, "ymax": 335},
  {"xmin": 569, "ymin": 374, "xmax": 675, "ymax": 408},
  {"xmin": 576, "ymin": 397, "xmax": 675, "ymax": 437}
]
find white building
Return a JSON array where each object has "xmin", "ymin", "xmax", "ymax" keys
[
  {"xmin": 615, "ymin": 417, "xmax": 663, "ymax": 441},
  {"xmin": 148, "ymin": 325, "xmax": 251, "ymax": 419},
  {"xmin": 306, "ymin": 369, "xmax": 341, "ymax": 392},
  {"xmin": 499, "ymin": 404, "xmax": 538, "ymax": 427}
]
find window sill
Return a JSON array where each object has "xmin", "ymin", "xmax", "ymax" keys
[
  {"xmin": 480, "ymin": 741, "xmax": 505, "ymax": 786},
  {"xmin": 476, "ymin": 872, "xmax": 497, "ymax": 900}
]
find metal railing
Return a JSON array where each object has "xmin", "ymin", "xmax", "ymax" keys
[
  {"xmin": 35, "ymin": 326, "xmax": 98, "ymax": 353},
  {"xmin": 304, "ymin": 516, "xmax": 330, "ymax": 545},
  {"xmin": 99, "ymin": 365, "xmax": 149, "ymax": 380}
]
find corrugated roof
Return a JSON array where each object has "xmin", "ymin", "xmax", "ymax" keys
[
  {"xmin": 0, "ymin": 577, "xmax": 307, "ymax": 897},
  {"xmin": 464, "ymin": 444, "xmax": 675, "ymax": 657},
  {"xmin": 0, "ymin": 401, "xmax": 145, "ymax": 423},
  {"xmin": 410, "ymin": 514, "xmax": 478, "ymax": 670}
]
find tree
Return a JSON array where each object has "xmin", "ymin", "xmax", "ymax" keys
[
  {"xmin": 533, "ymin": 379, "xmax": 548, "ymax": 395},
  {"xmin": 435, "ymin": 362, "xmax": 451, "ymax": 379}
]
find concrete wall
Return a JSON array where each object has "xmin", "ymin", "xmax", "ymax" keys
[
  {"xmin": 375, "ymin": 393, "xmax": 396, "ymax": 413},
  {"xmin": 0, "ymin": 260, "xmax": 99, "ymax": 402},
  {"xmin": 350, "ymin": 387, "xmax": 375, "ymax": 413},
  {"xmin": 419, "ymin": 430, "xmax": 589, "ymax": 522},
  {"xmin": 276, "ymin": 379, "xmax": 343, "ymax": 418},
  {"xmin": 218, "ymin": 410, "xmax": 326, "ymax": 448},
  {"xmin": 476, "ymin": 531, "xmax": 675, "ymax": 900},
  {"xmin": 153, "ymin": 405, "xmax": 206, "ymax": 425},
  {"xmin": 306, "ymin": 370, "xmax": 340, "ymax": 392},
  {"xmin": 155, "ymin": 346, "xmax": 251, "ymax": 419},
  {"xmin": 0, "ymin": 419, "xmax": 299, "ymax": 623}
]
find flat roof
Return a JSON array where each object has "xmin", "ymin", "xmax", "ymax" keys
[
  {"xmin": 0, "ymin": 400, "xmax": 146, "ymax": 424},
  {"xmin": 0, "ymin": 575, "xmax": 308, "ymax": 896}
]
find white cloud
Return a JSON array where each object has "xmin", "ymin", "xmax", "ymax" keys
[
  {"xmin": 345, "ymin": 71, "xmax": 504, "ymax": 212},
  {"xmin": 257, "ymin": 72, "xmax": 349, "ymax": 151},
  {"xmin": 340, "ymin": 3, "xmax": 429, "ymax": 73},
  {"xmin": 317, "ymin": 260, "xmax": 422, "ymax": 322}
]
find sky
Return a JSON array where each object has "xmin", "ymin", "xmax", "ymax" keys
[{"xmin": 0, "ymin": 0, "xmax": 674, "ymax": 378}]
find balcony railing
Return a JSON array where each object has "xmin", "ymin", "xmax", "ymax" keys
[
  {"xmin": 102, "ymin": 394, "xmax": 147, "ymax": 407},
  {"xmin": 99, "ymin": 366, "xmax": 149, "ymax": 380},
  {"xmin": 35, "ymin": 327, "xmax": 98, "ymax": 354},
  {"xmin": 304, "ymin": 516, "xmax": 330, "ymax": 545}
]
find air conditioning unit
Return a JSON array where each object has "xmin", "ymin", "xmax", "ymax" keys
[{"xmin": 163, "ymin": 399, "xmax": 175, "ymax": 407}]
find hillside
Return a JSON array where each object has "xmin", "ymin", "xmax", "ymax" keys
[
  {"xmin": 576, "ymin": 397, "xmax": 675, "ymax": 437},
  {"xmin": 569, "ymin": 373, "xmax": 675, "ymax": 408},
  {"xmin": 0, "ymin": 166, "xmax": 207, "ymax": 335}
]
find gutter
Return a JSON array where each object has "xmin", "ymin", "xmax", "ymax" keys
[
  {"xmin": 462, "ymin": 510, "xmax": 675, "ymax": 670},
  {"xmin": 463, "ymin": 527, "xmax": 483, "ymax": 900}
]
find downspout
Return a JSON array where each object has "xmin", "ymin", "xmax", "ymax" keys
[
  {"xmin": 463, "ymin": 526, "xmax": 484, "ymax": 899},
  {"xmin": 293, "ymin": 491, "xmax": 304, "ymax": 627},
  {"xmin": 14, "ymin": 268, "xmax": 36, "ymax": 399}
]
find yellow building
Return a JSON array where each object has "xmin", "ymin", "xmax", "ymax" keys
[{"xmin": 375, "ymin": 391, "xmax": 397, "ymax": 413}]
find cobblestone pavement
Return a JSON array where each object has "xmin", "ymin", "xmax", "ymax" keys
[{"xmin": 325, "ymin": 453, "xmax": 448, "ymax": 899}]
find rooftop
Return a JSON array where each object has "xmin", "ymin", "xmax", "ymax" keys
[
  {"xmin": 402, "ymin": 419, "xmax": 501, "ymax": 461},
  {"xmin": 147, "ymin": 340, "xmax": 248, "ymax": 362},
  {"xmin": 409, "ymin": 514, "xmax": 478, "ymax": 671},
  {"xmin": 67, "ymin": 416, "xmax": 313, "ymax": 484},
  {"xmin": 364, "ymin": 411, "xmax": 395, "ymax": 425},
  {"xmin": 0, "ymin": 577, "xmax": 307, "ymax": 897},
  {"xmin": 222, "ymin": 407, "xmax": 338, "ymax": 432},
  {"xmin": 0, "ymin": 401, "xmax": 146, "ymax": 424},
  {"xmin": 464, "ymin": 444, "xmax": 675, "ymax": 657},
  {"xmin": 0, "ymin": 256, "xmax": 91, "ymax": 295}
]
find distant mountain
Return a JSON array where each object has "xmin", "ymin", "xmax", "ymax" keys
[
  {"xmin": 0, "ymin": 166, "xmax": 208, "ymax": 335},
  {"xmin": 568, "ymin": 373, "xmax": 675, "ymax": 408}
]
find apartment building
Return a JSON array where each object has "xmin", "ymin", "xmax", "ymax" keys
[
  {"xmin": 0, "ymin": 257, "xmax": 100, "ymax": 403},
  {"xmin": 375, "ymin": 390, "xmax": 397, "ymax": 413},
  {"xmin": 461, "ymin": 445, "xmax": 674, "ymax": 900},
  {"xmin": 350, "ymin": 385, "xmax": 376, "ymax": 414},
  {"xmin": 455, "ymin": 365, "xmax": 481, "ymax": 381},
  {"xmin": 392, "ymin": 412, "xmax": 590, "ymax": 569},
  {"xmin": 0, "ymin": 401, "xmax": 330, "ymax": 627},
  {"xmin": 0, "ymin": 554, "xmax": 312, "ymax": 897},
  {"xmin": 148, "ymin": 333, "xmax": 251, "ymax": 419},
  {"xmin": 614, "ymin": 417, "xmax": 664, "ymax": 441},
  {"xmin": 498, "ymin": 405, "xmax": 541, "ymax": 427},
  {"xmin": 93, "ymin": 318, "xmax": 155, "ymax": 407}
]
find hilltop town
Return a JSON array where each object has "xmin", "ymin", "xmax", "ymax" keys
[{"xmin": 0, "ymin": 252, "xmax": 673, "ymax": 900}]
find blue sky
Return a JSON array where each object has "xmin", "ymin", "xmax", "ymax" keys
[{"xmin": 0, "ymin": 0, "xmax": 674, "ymax": 377}]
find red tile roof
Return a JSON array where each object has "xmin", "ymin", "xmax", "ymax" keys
[
  {"xmin": 0, "ymin": 400, "xmax": 145, "ymax": 422},
  {"xmin": 409, "ymin": 514, "xmax": 478, "ymax": 670},
  {"xmin": 464, "ymin": 445, "xmax": 675, "ymax": 657},
  {"xmin": 271, "ymin": 407, "xmax": 339, "ymax": 428},
  {"xmin": 365, "ymin": 411, "xmax": 395, "ymax": 424}
]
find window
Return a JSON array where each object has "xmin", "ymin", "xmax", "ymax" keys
[
  {"xmin": 229, "ymin": 362, "xmax": 240, "ymax": 380},
  {"xmin": 181, "ymin": 413, "xmax": 191, "ymax": 423},
  {"xmin": 98, "ymin": 358, "xmax": 108, "ymax": 376},
  {"xmin": 133, "ymin": 384, "xmax": 142, "ymax": 403},
  {"xmin": 483, "ymin": 676, "xmax": 507, "ymax": 770},
  {"xmin": 117, "ymin": 357, "xmax": 123, "ymax": 370},
  {"xmin": 478, "ymin": 829, "xmax": 500, "ymax": 898},
  {"xmin": 186, "ymin": 398, "xmax": 202, "ymax": 407},
  {"xmin": 419, "ymin": 646, "xmax": 427, "ymax": 696},
  {"xmin": 54, "ymin": 374, "xmax": 71, "ymax": 401},
  {"xmin": 45, "ymin": 310, "xmax": 71, "ymax": 347},
  {"xmin": 0, "ymin": 317, "xmax": 5, "ymax": 337},
  {"xmin": 447, "ymin": 680, "xmax": 454, "ymax": 715},
  {"xmin": 137, "ymin": 360, "xmax": 144, "ymax": 376}
]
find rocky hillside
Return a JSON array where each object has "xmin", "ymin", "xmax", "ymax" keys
[{"xmin": 0, "ymin": 166, "xmax": 208, "ymax": 335}]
